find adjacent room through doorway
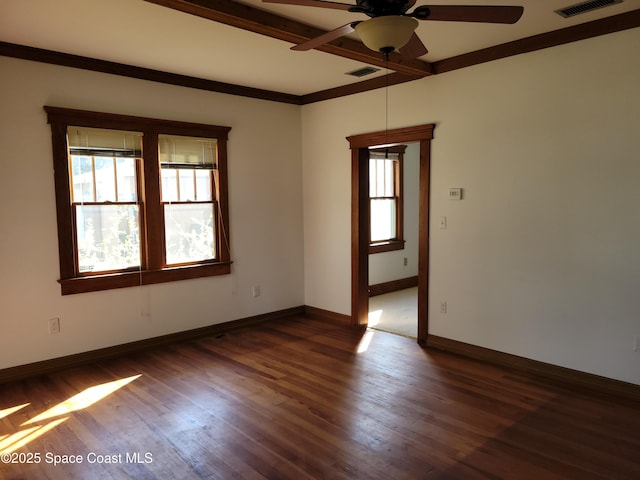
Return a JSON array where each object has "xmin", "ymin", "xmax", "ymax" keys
[
  {"xmin": 367, "ymin": 142, "xmax": 420, "ymax": 338},
  {"xmin": 368, "ymin": 286, "xmax": 418, "ymax": 338}
]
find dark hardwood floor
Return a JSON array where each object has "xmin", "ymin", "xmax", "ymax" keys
[{"xmin": 1, "ymin": 316, "xmax": 639, "ymax": 479}]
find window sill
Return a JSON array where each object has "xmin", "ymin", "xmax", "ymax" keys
[
  {"xmin": 369, "ymin": 240, "xmax": 405, "ymax": 254},
  {"xmin": 59, "ymin": 262, "xmax": 232, "ymax": 295}
]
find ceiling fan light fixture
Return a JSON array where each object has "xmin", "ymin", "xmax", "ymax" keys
[{"xmin": 355, "ymin": 16, "xmax": 418, "ymax": 54}]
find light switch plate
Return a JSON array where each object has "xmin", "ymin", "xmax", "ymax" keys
[{"xmin": 448, "ymin": 188, "xmax": 462, "ymax": 200}]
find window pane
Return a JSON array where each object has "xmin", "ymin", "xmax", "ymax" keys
[
  {"xmin": 164, "ymin": 203, "xmax": 215, "ymax": 265},
  {"xmin": 71, "ymin": 155, "xmax": 94, "ymax": 202},
  {"xmin": 384, "ymin": 159, "xmax": 394, "ymax": 196},
  {"xmin": 179, "ymin": 170, "xmax": 196, "ymax": 201},
  {"xmin": 195, "ymin": 170, "xmax": 212, "ymax": 201},
  {"xmin": 116, "ymin": 158, "xmax": 137, "ymax": 202},
  {"xmin": 75, "ymin": 205, "xmax": 140, "ymax": 273},
  {"xmin": 94, "ymin": 157, "xmax": 116, "ymax": 202},
  {"xmin": 369, "ymin": 160, "xmax": 377, "ymax": 197},
  {"xmin": 376, "ymin": 159, "xmax": 385, "ymax": 196},
  {"xmin": 370, "ymin": 157, "xmax": 397, "ymax": 198},
  {"xmin": 370, "ymin": 199, "xmax": 396, "ymax": 242},
  {"xmin": 161, "ymin": 169, "xmax": 178, "ymax": 202}
]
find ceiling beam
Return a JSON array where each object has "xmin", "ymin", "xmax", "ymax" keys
[{"xmin": 143, "ymin": 0, "xmax": 433, "ymax": 77}]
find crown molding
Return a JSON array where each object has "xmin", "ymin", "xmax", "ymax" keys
[{"xmin": 0, "ymin": 41, "xmax": 302, "ymax": 105}]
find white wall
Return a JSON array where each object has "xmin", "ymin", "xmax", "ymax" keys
[
  {"xmin": 369, "ymin": 142, "xmax": 420, "ymax": 286},
  {"xmin": 302, "ymin": 28, "xmax": 640, "ymax": 385},
  {"xmin": 2, "ymin": 27, "xmax": 639, "ymax": 386},
  {"xmin": 0, "ymin": 57, "xmax": 304, "ymax": 370}
]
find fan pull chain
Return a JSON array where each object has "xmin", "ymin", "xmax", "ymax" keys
[{"xmin": 384, "ymin": 52, "xmax": 389, "ymax": 144}]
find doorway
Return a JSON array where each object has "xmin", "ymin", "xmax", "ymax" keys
[
  {"xmin": 368, "ymin": 143, "xmax": 419, "ymax": 338},
  {"xmin": 346, "ymin": 124, "xmax": 434, "ymax": 346}
]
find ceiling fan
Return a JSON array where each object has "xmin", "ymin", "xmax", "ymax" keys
[{"xmin": 263, "ymin": 1, "xmax": 524, "ymax": 59}]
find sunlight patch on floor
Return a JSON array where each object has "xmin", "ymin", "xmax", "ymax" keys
[
  {"xmin": 357, "ymin": 329, "xmax": 376, "ymax": 353},
  {"xmin": 0, "ymin": 403, "xmax": 29, "ymax": 420},
  {"xmin": 0, "ymin": 418, "xmax": 68, "ymax": 454},
  {"xmin": 23, "ymin": 374, "xmax": 141, "ymax": 425},
  {"xmin": 0, "ymin": 374, "xmax": 141, "ymax": 455}
]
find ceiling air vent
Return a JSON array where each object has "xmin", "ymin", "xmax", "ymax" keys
[
  {"xmin": 555, "ymin": 0, "xmax": 623, "ymax": 18},
  {"xmin": 346, "ymin": 66, "xmax": 381, "ymax": 77}
]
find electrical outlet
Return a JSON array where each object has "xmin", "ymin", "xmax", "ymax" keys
[
  {"xmin": 252, "ymin": 285, "xmax": 261, "ymax": 298},
  {"xmin": 440, "ymin": 301, "xmax": 447, "ymax": 314},
  {"xmin": 48, "ymin": 317, "xmax": 60, "ymax": 334},
  {"xmin": 403, "ymin": 257, "xmax": 408, "ymax": 266},
  {"xmin": 634, "ymin": 336, "xmax": 640, "ymax": 352}
]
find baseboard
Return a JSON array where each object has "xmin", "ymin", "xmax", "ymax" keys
[
  {"xmin": 304, "ymin": 305, "xmax": 352, "ymax": 325},
  {"xmin": 427, "ymin": 335, "xmax": 640, "ymax": 403},
  {"xmin": 0, "ymin": 306, "xmax": 305, "ymax": 384},
  {"xmin": 7, "ymin": 307, "xmax": 635, "ymax": 404},
  {"xmin": 369, "ymin": 276, "xmax": 418, "ymax": 297}
]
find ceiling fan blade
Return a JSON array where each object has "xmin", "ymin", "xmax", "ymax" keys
[
  {"xmin": 262, "ymin": 0, "xmax": 354, "ymax": 11},
  {"xmin": 292, "ymin": 22, "xmax": 357, "ymax": 51},
  {"xmin": 398, "ymin": 33, "xmax": 428, "ymax": 59},
  {"xmin": 414, "ymin": 5, "xmax": 524, "ymax": 24}
]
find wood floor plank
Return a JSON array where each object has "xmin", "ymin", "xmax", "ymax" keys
[{"xmin": 1, "ymin": 316, "xmax": 639, "ymax": 479}]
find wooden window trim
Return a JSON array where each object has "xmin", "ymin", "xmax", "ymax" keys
[
  {"xmin": 368, "ymin": 145, "xmax": 405, "ymax": 254},
  {"xmin": 45, "ymin": 106, "xmax": 232, "ymax": 295},
  {"xmin": 369, "ymin": 239, "xmax": 406, "ymax": 254}
]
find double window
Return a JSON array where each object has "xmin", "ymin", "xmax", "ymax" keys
[
  {"xmin": 369, "ymin": 145, "xmax": 405, "ymax": 254},
  {"xmin": 46, "ymin": 107, "xmax": 231, "ymax": 294}
]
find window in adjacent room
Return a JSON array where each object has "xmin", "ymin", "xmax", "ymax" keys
[
  {"xmin": 45, "ymin": 107, "xmax": 232, "ymax": 295},
  {"xmin": 369, "ymin": 145, "xmax": 405, "ymax": 254}
]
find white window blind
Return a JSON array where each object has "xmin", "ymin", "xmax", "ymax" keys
[
  {"xmin": 67, "ymin": 127, "xmax": 142, "ymax": 158},
  {"xmin": 159, "ymin": 135, "xmax": 217, "ymax": 170}
]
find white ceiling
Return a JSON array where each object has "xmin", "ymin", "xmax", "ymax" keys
[{"xmin": 1, "ymin": 0, "xmax": 638, "ymax": 96}]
